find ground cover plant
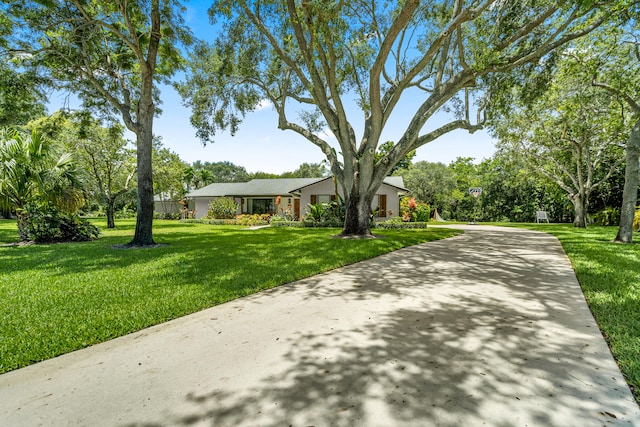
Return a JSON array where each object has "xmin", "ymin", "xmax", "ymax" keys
[
  {"xmin": 0, "ymin": 218, "xmax": 461, "ymax": 373},
  {"xmin": 503, "ymin": 223, "xmax": 640, "ymax": 401}
]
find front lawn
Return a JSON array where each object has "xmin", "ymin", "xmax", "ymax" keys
[{"xmin": 0, "ymin": 219, "xmax": 461, "ymax": 373}]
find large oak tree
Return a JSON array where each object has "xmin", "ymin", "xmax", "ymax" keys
[
  {"xmin": 583, "ymin": 25, "xmax": 640, "ymax": 242},
  {"xmin": 179, "ymin": 0, "xmax": 616, "ymax": 236},
  {"xmin": 4, "ymin": 0, "xmax": 191, "ymax": 245},
  {"xmin": 490, "ymin": 68, "xmax": 628, "ymax": 228}
]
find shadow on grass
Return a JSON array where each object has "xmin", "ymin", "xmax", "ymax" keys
[
  {"xmin": 0, "ymin": 225, "xmax": 456, "ymax": 281},
  {"xmin": 0, "ymin": 223, "xmax": 460, "ymax": 373}
]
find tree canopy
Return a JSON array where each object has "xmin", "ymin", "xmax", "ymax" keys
[
  {"xmin": 178, "ymin": 0, "xmax": 618, "ymax": 236},
  {"xmin": 584, "ymin": 23, "xmax": 640, "ymax": 242},
  {"xmin": 0, "ymin": 63, "xmax": 47, "ymax": 127},
  {"xmin": 490, "ymin": 51, "xmax": 629, "ymax": 227},
  {"xmin": 4, "ymin": 0, "xmax": 191, "ymax": 245}
]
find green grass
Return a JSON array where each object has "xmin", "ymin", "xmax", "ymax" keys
[
  {"xmin": 0, "ymin": 218, "xmax": 462, "ymax": 373},
  {"xmin": 494, "ymin": 222, "xmax": 640, "ymax": 400}
]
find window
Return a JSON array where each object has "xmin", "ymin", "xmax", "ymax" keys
[
  {"xmin": 251, "ymin": 198, "xmax": 274, "ymax": 214},
  {"xmin": 310, "ymin": 194, "xmax": 335, "ymax": 204}
]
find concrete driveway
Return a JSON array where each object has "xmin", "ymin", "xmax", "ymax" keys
[{"xmin": 1, "ymin": 225, "xmax": 638, "ymax": 426}]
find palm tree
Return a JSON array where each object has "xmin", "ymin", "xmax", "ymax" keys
[
  {"xmin": 0, "ymin": 128, "xmax": 82, "ymax": 240},
  {"xmin": 197, "ymin": 168, "xmax": 213, "ymax": 188},
  {"xmin": 182, "ymin": 166, "xmax": 195, "ymax": 192}
]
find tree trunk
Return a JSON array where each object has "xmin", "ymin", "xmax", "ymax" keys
[
  {"xmin": 106, "ymin": 198, "xmax": 116, "ymax": 229},
  {"xmin": 340, "ymin": 188, "xmax": 374, "ymax": 237},
  {"xmin": 16, "ymin": 210, "xmax": 29, "ymax": 241},
  {"xmin": 572, "ymin": 194, "xmax": 587, "ymax": 228},
  {"xmin": 126, "ymin": 43, "xmax": 157, "ymax": 247},
  {"xmin": 129, "ymin": 122, "xmax": 155, "ymax": 246},
  {"xmin": 125, "ymin": 1, "xmax": 160, "ymax": 247},
  {"xmin": 615, "ymin": 118, "xmax": 640, "ymax": 244}
]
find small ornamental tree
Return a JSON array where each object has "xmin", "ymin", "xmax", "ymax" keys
[
  {"xmin": 0, "ymin": 128, "xmax": 84, "ymax": 240},
  {"xmin": 207, "ymin": 197, "xmax": 238, "ymax": 219},
  {"xmin": 400, "ymin": 197, "xmax": 418, "ymax": 222}
]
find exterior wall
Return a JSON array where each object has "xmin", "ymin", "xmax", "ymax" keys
[
  {"xmin": 298, "ymin": 179, "xmax": 338, "ymax": 218},
  {"xmin": 195, "ymin": 196, "xmax": 304, "ymax": 218},
  {"xmin": 194, "ymin": 197, "xmax": 211, "ymax": 219},
  {"xmin": 193, "ymin": 197, "xmax": 242, "ymax": 219},
  {"xmin": 299, "ymin": 179, "xmax": 403, "ymax": 219},
  {"xmin": 373, "ymin": 184, "xmax": 403, "ymax": 218},
  {"xmin": 154, "ymin": 200, "xmax": 181, "ymax": 215},
  {"xmin": 274, "ymin": 196, "xmax": 298, "ymax": 218},
  {"xmin": 190, "ymin": 180, "xmax": 403, "ymax": 220}
]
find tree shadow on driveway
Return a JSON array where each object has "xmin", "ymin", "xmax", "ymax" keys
[{"xmin": 118, "ymin": 228, "xmax": 640, "ymax": 426}]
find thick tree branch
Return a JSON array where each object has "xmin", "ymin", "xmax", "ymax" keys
[
  {"xmin": 69, "ymin": 0, "xmax": 144, "ymax": 65},
  {"xmin": 368, "ymin": 0, "xmax": 419, "ymax": 141},
  {"xmin": 592, "ymin": 81, "xmax": 640, "ymax": 114}
]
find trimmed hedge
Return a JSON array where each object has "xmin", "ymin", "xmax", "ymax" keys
[
  {"xmin": 182, "ymin": 218, "xmax": 430, "ymax": 230},
  {"xmin": 373, "ymin": 221, "xmax": 428, "ymax": 229},
  {"xmin": 181, "ymin": 218, "xmax": 233, "ymax": 225},
  {"xmin": 270, "ymin": 220, "xmax": 304, "ymax": 228}
]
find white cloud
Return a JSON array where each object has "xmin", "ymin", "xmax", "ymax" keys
[{"xmin": 255, "ymin": 99, "xmax": 273, "ymax": 111}]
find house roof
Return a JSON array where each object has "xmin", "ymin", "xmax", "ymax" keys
[
  {"xmin": 186, "ymin": 176, "xmax": 407, "ymax": 198},
  {"xmin": 290, "ymin": 176, "xmax": 407, "ymax": 192},
  {"xmin": 187, "ymin": 178, "xmax": 325, "ymax": 198},
  {"xmin": 382, "ymin": 176, "xmax": 406, "ymax": 190}
]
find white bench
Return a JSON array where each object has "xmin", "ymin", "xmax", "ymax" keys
[{"xmin": 536, "ymin": 210, "xmax": 549, "ymax": 223}]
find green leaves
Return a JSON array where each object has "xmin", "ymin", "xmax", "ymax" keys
[
  {"xmin": 4, "ymin": 0, "xmax": 191, "ymax": 125},
  {"xmin": 0, "ymin": 128, "xmax": 83, "ymax": 233},
  {"xmin": 0, "ymin": 64, "xmax": 47, "ymax": 127}
]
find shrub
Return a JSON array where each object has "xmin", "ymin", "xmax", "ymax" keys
[
  {"xmin": 414, "ymin": 202, "xmax": 431, "ymax": 222},
  {"xmin": 301, "ymin": 218, "xmax": 343, "ymax": 228},
  {"xmin": 154, "ymin": 212, "xmax": 180, "ymax": 220},
  {"xmin": 306, "ymin": 199, "xmax": 345, "ymax": 227},
  {"xmin": 23, "ymin": 203, "xmax": 101, "ymax": 243},
  {"xmin": 400, "ymin": 197, "xmax": 429, "ymax": 222},
  {"xmin": 270, "ymin": 213, "xmax": 296, "ymax": 223},
  {"xmin": 634, "ymin": 207, "xmax": 640, "ymax": 232},
  {"xmin": 114, "ymin": 207, "xmax": 136, "ymax": 219},
  {"xmin": 180, "ymin": 218, "xmax": 234, "ymax": 225},
  {"xmin": 307, "ymin": 203, "xmax": 327, "ymax": 222},
  {"xmin": 207, "ymin": 197, "xmax": 238, "ymax": 219},
  {"xmin": 593, "ymin": 207, "xmax": 620, "ymax": 226},
  {"xmin": 234, "ymin": 214, "xmax": 271, "ymax": 226}
]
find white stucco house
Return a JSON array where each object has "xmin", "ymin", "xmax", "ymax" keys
[{"xmin": 183, "ymin": 176, "xmax": 407, "ymax": 220}]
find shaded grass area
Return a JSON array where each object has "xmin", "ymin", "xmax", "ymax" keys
[
  {"xmin": 497, "ymin": 222, "xmax": 640, "ymax": 401},
  {"xmin": 0, "ymin": 219, "xmax": 461, "ymax": 373}
]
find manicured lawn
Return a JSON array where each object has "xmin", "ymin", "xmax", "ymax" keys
[
  {"xmin": 501, "ymin": 223, "xmax": 640, "ymax": 400},
  {"xmin": 0, "ymin": 218, "xmax": 462, "ymax": 373}
]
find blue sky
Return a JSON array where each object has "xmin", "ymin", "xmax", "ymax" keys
[{"xmin": 49, "ymin": 1, "xmax": 497, "ymax": 174}]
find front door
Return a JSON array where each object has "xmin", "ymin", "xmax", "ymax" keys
[
  {"xmin": 294, "ymin": 199, "xmax": 300, "ymax": 220},
  {"xmin": 379, "ymin": 194, "xmax": 387, "ymax": 217}
]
